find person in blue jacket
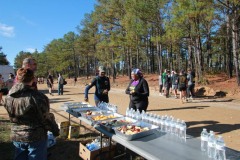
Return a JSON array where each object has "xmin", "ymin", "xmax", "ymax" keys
[
  {"xmin": 125, "ymin": 68, "xmax": 149, "ymax": 113},
  {"xmin": 84, "ymin": 66, "xmax": 110, "ymax": 106}
]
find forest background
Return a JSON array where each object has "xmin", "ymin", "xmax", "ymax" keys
[{"xmin": 0, "ymin": 0, "xmax": 240, "ymax": 88}]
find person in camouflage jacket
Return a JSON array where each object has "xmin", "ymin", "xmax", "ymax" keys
[{"xmin": 4, "ymin": 68, "xmax": 59, "ymax": 160}]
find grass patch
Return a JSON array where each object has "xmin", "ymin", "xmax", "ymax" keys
[{"xmin": 0, "ymin": 118, "xmax": 14, "ymax": 160}]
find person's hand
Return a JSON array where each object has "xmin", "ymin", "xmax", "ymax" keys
[
  {"xmin": 130, "ymin": 90, "xmax": 135, "ymax": 95},
  {"xmin": 103, "ymin": 89, "xmax": 108, "ymax": 94},
  {"xmin": 84, "ymin": 98, "xmax": 88, "ymax": 102}
]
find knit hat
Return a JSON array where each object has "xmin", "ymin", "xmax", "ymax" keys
[
  {"xmin": 131, "ymin": 68, "xmax": 142, "ymax": 77},
  {"xmin": 99, "ymin": 66, "xmax": 106, "ymax": 73}
]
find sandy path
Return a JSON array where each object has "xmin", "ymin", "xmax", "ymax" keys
[{"xmin": 1, "ymin": 83, "xmax": 240, "ymax": 153}]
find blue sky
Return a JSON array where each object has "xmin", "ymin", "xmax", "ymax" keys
[{"xmin": 0, "ymin": 0, "xmax": 96, "ymax": 66}]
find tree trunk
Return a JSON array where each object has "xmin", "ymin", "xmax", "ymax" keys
[
  {"xmin": 226, "ymin": 10, "xmax": 233, "ymax": 78},
  {"xmin": 232, "ymin": 13, "xmax": 240, "ymax": 86}
]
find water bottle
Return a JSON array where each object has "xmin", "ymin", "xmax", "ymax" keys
[
  {"xmin": 132, "ymin": 110, "xmax": 137, "ymax": 119},
  {"xmin": 179, "ymin": 120, "xmax": 187, "ymax": 141},
  {"xmin": 215, "ymin": 135, "xmax": 226, "ymax": 160},
  {"xmin": 149, "ymin": 113, "xmax": 156, "ymax": 124},
  {"xmin": 126, "ymin": 108, "xmax": 129, "ymax": 117},
  {"xmin": 161, "ymin": 115, "xmax": 167, "ymax": 132},
  {"xmin": 208, "ymin": 131, "xmax": 216, "ymax": 158},
  {"xmin": 175, "ymin": 119, "xmax": 181, "ymax": 136},
  {"xmin": 165, "ymin": 116, "xmax": 171, "ymax": 133},
  {"xmin": 136, "ymin": 109, "xmax": 141, "ymax": 121},
  {"xmin": 200, "ymin": 128, "xmax": 209, "ymax": 152},
  {"xmin": 141, "ymin": 110, "xmax": 146, "ymax": 121},
  {"xmin": 129, "ymin": 108, "xmax": 134, "ymax": 118},
  {"xmin": 170, "ymin": 117, "xmax": 176, "ymax": 134}
]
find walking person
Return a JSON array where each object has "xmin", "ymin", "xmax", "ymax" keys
[
  {"xmin": 47, "ymin": 71, "xmax": 54, "ymax": 96},
  {"xmin": 161, "ymin": 69, "xmax": 167, "ymax": 95},
  {"xmin": 159, "ymin": 72, "xmax": 163, "ymax": 95},
  {"xmin": 164, "ymin": 70, "xmax": 171, "ymax": 98},
  {"xmin": 171, "ymin": 70, "xmax": 179, "ymax": 99},
  {"xmin": 74, "ymin": 77, "xmax": 77, "ymax": 86},
  {"xmin": 4, "ymin": 68, "xmax": 59, "ymax": 160},
  {"xmin": 57, "ymin": 73, "xmax": 64, "ymax": 95},
  {"xmin": 178, "ymin": 70, "xmax": 187, "ymax": 103},
  {"xmin": 84, "ymin": 66, "xmax": 110, "ymax": 106},
  {"xmin": 187, "ymin": 68, "xmax": 195, "ymax": 99},
  {"xmin": 125, "ymin": 68, "xmax": 149, "ymax": 113}
]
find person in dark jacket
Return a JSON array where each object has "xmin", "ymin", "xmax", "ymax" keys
[
  {"xmin": 164, "ymin": 70, "xmax": 171, "ymax": 98},
  {"xmin": 84, "ymin": 66, "xmax": 110, "ymax": 106},
  {"xmin": 4, "ymin": 68, "xmax": 59, "ymax": 160},
  {"xmin": 125, "ymin": 68, "xmax": 149, "ymax": 113}
]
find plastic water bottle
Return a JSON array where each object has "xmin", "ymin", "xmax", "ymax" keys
[
  {"xmin": 132, "ymin": 110, "xmax": 136, "ymax": 119},
  {"xmin": 175, "ymin": 119, "xmax": 180, "ymax": 136},
  {"xmin": 135, "ymin": 109, "xmax": 141, "ymax": 121},
  {"xmin": 215, "ymin": 135, "xmax": 226, "ymax": 160},
  {"xmin": 170, "ymin": 118, "xmax": 176, "ymax": 134},
  {"xmin": 161, "ymin": 115, "xmax": 167, "ymax": 132},
  {"xmin": 126, "ymin": 108, "xmax": 129, "ymax": 117},
  {"xmin": 141, "ymin": 110, "xmax": 146, "ymax": 121},
  {"xmin": 165, "ymin": 116, "xmax": 171, "ymax": 133},
  {"xmin": 208, "ymin": 131, "xmax": 216, "ymax": 158},
  {"xmin": 129, "ymin": 108, "xmax": 134, "ymax": 118},
  {"xmin": 200, "ymin": 128, "xmax": 209, "ymax": 152},
  {"xmin": 179, "ymin": 120, "xmax": 187, "ymax": 141}
]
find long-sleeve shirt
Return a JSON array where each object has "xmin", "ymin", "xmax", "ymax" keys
[
  {"xmin": 84, "ymin": 76, "xmax": 110, "ymax": 102},
  {"xmin": 125, "ymin": 78, "xmax": 149, "ymax": 102}
]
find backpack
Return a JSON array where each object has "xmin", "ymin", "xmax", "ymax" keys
[
  {"xmin": 63, "ymin": 79, "xmax": 67, "ymax": 85},
  {"xmin": 179, "ymin": 75, "xmax": 186, "ymax": 85}
]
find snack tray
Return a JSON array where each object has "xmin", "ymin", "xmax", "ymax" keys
[
  {"xmin": 98, "ymin": 116, "xmax": 137, "ymax": 132},
  {"xmin": 89, "ymin": 113, "xmax": 124, "ymax": 123},
  {"xmin": 79, "ymin": 108, "xmax": 109, "ymax": 118},
  {"xmin": 113, "ymin": 121, "xmax": 158, "ymax": 141}
]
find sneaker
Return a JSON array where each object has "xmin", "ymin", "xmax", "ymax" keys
[{"xmin": 175, "ymin": 96, "xmax": 178, "ymax": 99}]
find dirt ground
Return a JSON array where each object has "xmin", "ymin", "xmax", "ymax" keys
[{"xmin": 0, "ymin": 74, "xmax": 240, "ymax": 159}]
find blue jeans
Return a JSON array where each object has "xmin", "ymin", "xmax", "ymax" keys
[
  {"xmin": 58, "ymin": 84, "xmax": 63, "ymax": 95},
  {"xmin": 13, "ymin": 139, "xmax": 47, "ymax": 160}
]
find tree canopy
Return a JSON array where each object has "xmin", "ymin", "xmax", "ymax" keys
[{"xmin": 10, "ymin": 0, "xmax": 240, "ymax": 85}]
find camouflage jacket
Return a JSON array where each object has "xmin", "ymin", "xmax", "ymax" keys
[{"xmin": 4, "ymin": 83, "xmax": 59, "ymax": 142}]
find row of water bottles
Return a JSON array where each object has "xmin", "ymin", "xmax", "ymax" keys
[
  {"xmin": 201, "ymin": 128, "xmax": 226, "ymax": 160},
  {"xmin": 98, "ymin": 101, "xmax": 118, "ymax": 113},
  {"xmin": 126, "ymin": 108, "xmax": 187, "ymax": 141}
]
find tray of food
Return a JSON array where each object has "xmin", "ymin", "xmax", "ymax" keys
[
  {"xmin": 90, "ymin": 113, "xmax": 124, "ymax": 122},
  {"xmin": 113, "ymin": 121, "xmax": 159, "ymax": 140},
  {"xmin": 98, "ymin": 117, "xmax": 137, "ymax": 132},
  {"xmin": 79, "ymin": 108, "xmax": 107, "ymax": 117}
]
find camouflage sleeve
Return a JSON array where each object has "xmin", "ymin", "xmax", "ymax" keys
[
  {"xmin": 44, "ymin": 113, "xmax": 60, "ymax": 137},
  {"xmin": 37, "ymin": 93, "xmax": 59, "ymax": 136}
]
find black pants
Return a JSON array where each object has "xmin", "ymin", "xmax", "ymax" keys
[
  {"xmin": 129, "ymin": 100, "xmax": 149, "ymax": 113},
  {"xmin": 159, "ymin": 84, "xmax": 163, "ymax": 93},
  {"xmin": 187, "ymin": 84, "xmax": 195, "ymax": 97}
]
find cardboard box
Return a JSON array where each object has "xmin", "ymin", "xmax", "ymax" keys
[
  {"xmin": 79, "ymin": 140, "xmax": 115, "ymax": 160},
  {"xmin": 58, "ymin": 121, "xmax": 70, "ymax": 138},
  {"xmin": 68, "ymin": 124, "xmax": 80, "ymax": 139}
]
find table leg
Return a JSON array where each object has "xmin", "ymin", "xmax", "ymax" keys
[{"xmin": 68, "ymin": 113, "xmax": 70, "ymax": 125}]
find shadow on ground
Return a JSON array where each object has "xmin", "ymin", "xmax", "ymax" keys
[{"xmin": 148, "ymin": 106, "xmax": 210, "ymax": 112}]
